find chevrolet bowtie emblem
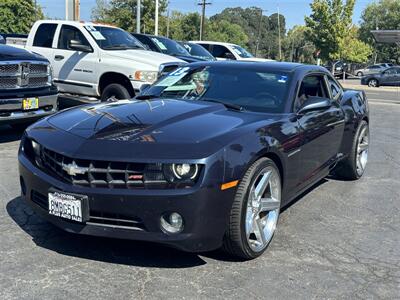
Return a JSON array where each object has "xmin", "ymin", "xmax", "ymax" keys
[{"xmin": 62, "ymin": 161, "xmax": 88, "ymax": 176}]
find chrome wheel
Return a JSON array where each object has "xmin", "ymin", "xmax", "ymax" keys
[
  {"xmin": 245, "ymin": 166, "xmax": 281, "ymax": 253},
  {"xmin": 368, "ymin": 79, "xmax": 378, "ymax": 87},
  {"xmin": 356, "ymin": 125, "xmax": 369, "ymax": 176}
]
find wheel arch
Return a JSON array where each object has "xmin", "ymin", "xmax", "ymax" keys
[{"xmin": 98, "ymin": 72, "xmax": 135, "ymax": 97}]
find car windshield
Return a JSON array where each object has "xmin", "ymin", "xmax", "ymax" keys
[
  {"xmin": 151, "ymin": 36, "xmax": 190, "ymax": 56},
  {"xmin": 179, "ymin": 42, "xmax": 215, "ymax": 61},
  {"xmin": 85, "ymin": 25, "xmax": 144, "ymax": 50},
  {"xmin": 231, "ymin": 45, "xmax": 254, "ymax": 58},
  {"xmin": 143, "ymin": 66, "xmax": 291, "ymax": 113}
]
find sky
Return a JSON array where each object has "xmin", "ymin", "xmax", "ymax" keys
[{"xmin": 37, "ymin": 0, "xmax": 376, "ymax": 29}]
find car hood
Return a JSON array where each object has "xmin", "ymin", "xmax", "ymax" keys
[
  {"xmin": 0, "ymin": 44, "xmax": 47, "ymax": 62},
  {"xmin": 47, "ymin": 99, "xmax": 270, "ymax": 145},
  {"xmin": 102, "ymin": 49, "xmax": 185, "ymax": 68}
]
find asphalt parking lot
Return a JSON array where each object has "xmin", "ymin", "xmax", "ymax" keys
[{"xmin": 1, "ymin": 89, "xmax": 399, "ymax": 299}]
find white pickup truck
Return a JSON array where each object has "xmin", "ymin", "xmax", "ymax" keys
[{"xmin": 23, "ymin": 20, "xmax": 184, "ymax": 101}]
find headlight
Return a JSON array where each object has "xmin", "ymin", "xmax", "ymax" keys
[
  {"xmin": 47, "ymin": 64, "xmax": 53, "ymax": 84},
  {"xmin": 31, "ymin": 140, "xmax": 41, "ymax": 157},
  {"xmin": 134, "ymin": 70, "xmax": 158, "ymax": 83},
  {"xmin": 163, "ymin": 163, "xmax": 200, "ymax": 182}
]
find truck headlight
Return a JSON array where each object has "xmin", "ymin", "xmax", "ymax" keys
[
  {"xmin": 134, "ymin": 71, "xmax": 158, "ymax": 83},
  {"xmin": 163, "ymin": 163, "xmax": 200, "ymax": 182}
]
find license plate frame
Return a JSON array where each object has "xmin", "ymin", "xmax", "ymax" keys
[
  {"xmin": 48, "ymin": 189, "xmax": 89, "ymax": 223},
  {"xmin": 22, "ymin": 97, "xmax": 39, "ymax": 110}
]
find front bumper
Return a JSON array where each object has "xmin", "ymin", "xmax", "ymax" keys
[
  {"xmin": 18, "ymin": 153, "xmax": 235, "ymax": 252},
  {"xmin": 0, "ymin": 88, "xmax": 58, "ymax": 124}
]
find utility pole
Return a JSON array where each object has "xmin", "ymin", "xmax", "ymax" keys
[
  {"xmin": 198, "ymin": 0, "xmax": 211, "ymax": 41},
  {"xmin": 65, "ymin": 0, "xmax": 80, "ymax": 21},
  {"xmin": 277, "ymin": 5, "xmax": 282, "ymax": 61},
  {"xmin": 136, "ymin": 0, "xmax": 141, "ymax": 33},
  {"xmin": 155, "ymin": 0, "xmax": 159, "ymax": 35},
  {"xmin": 255, "ymin": 9, "xmax": 266, "ymax": 57}
]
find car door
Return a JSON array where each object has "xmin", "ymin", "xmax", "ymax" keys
[
  {"xmin": 394, "ymin": 68, "xmax": 400, "ymax": 86},
  {"xmin": 381, "ymin": 68, "xmax": 397, "ymax": 85},
  {"xmin": 29, "ymin": 23, "xmax": 58, "ymax": 63},
  {"xmin": 51, "ymin": 24, "xmax": 98, "ymax": 96},
  {"xmin": 295, "ymin": 74, "xmax": 345, "ymax": 189},
  {"xmin": 209, "ymin": 44, "xmax": 236, "ymax": 60}
]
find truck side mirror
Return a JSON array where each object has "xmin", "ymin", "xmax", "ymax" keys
[{"xmin": 69, "ymin": 40, "xmax": 92, "ymax": 52}]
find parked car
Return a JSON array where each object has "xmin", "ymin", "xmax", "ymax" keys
[
  {"xmin": 131, "ymin": 33, "xmax": 205, "ymax": 63},
  {"xmin": 354, "ymin": 64, "xmax": 389, "ymax": 77},
  {"xmin": 361, "ymin": 66, "xmax": 400, "ymax": 87},
  {"xmin": 190, "ymin": 41, "xmax": 273, "ymax": 62},
  {"xmin": 22, "ymin": 20, "xmax": 184, "ymax": 102},
  {"xmin": 0, "ymin": 34, "xmax": 5, "ymax": 44},
  {"xmin": 19, "ymin": 61, "xmax": 369, "ymax": 259},
  {"xmin": 177, "ymin": 41, "xmax": 215, "ymax": 61},
  {"xmin": 324, "ymin": 60, "xmax": 349, "ymax": 78},
  {"xmin": 0, "ymin": 44, "xmax": 58, "ymax": 127},
  {"xmin": 378, "ymin": 63, "xmax": 394, "ymax": 68}
]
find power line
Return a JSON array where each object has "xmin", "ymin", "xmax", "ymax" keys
[{"xmin": 198, "ymin": 0, "xmax": 211, "ymax": 41}]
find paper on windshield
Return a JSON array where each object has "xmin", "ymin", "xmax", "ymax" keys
[
  {"xmin": 91, "ymin": 31, "xmax": 106, "ymax": 40},
  {"xmin": 155, "ymin": 67, "xmax": 190, "ymax": 86},
  {"xmin": 152, "ymin": 38, "xmax": 167, "ymax": 50}
]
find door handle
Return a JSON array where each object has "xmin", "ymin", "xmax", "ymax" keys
[{"xmin": 54, "ymin": 55, "xmax": 64, "ymax": 61}]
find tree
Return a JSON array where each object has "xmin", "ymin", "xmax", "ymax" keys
[
  {"xmin": 167, "ymin": 11, "xmax": 201, "ymax": 41},
  {"xmin": 305, "ymin": 0, "xmax": 355, "ymax": 61},
  {"xmin": 283, "ymin": 26, "xmax": 316, "ymax": 63},
  {"xmin": 337, "ymin": 27, "xmax": 373, "ymax": 63},
  {"xmin": 205, "ymin": 20, "xmax": 249, "ymax": 46},
  {"xmin": 0, "ymin": 0, "xmax": 43, "ymax": 34},
  {"xmin": 91, "ymin": 0, "xmax": 168, "ymax": 33},
  {"xmin": 359, "ymin": 0, "xmax": 400, "ymax": 63}
]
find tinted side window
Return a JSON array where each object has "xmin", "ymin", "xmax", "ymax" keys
[
  {"xmin": 58, "ymin": 25, "xmax": 90, "ymax": 50},
  {"xmin": 296, "ymin": 75, "xmax": 329, "ymax": 111},
  {"xmin": 198, "ymin": 43, "xmax": 211, "ymax": 51},
  {"xmin": 327, "ymin": 76, "xmax": 342, "ymax": 100},
  {"xmin": 211, "ymin": 45, "xmax": 230, "ymax": 58},
  {"xmin": 135, "ymin": 35, "xmax": 156, "ymax": 51},
  {"xmin": 33, "ymin": 23, "xmax": 57, "ymax": 48}
]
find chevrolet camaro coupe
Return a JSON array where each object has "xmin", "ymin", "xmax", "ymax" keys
[{"xmin": 18, "ymin": 62, "xmax": 369, "ymax": 259}]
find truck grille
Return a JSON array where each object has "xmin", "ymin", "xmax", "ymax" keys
[
  {"xmin": 40, "ymin": 147, "xmax": 168, "ymax": 189},
  {"xmin": 0, "ymin": 61, "xmax": 50, "ymax": 89}
]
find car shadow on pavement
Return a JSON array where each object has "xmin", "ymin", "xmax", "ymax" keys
[
  {"xmin": 6, "ymin": 196, "xmax": 208, "ymax": 268},
  {"xmin": 0, "ymin": 125, "xmax": 24, "ymax": 143}
]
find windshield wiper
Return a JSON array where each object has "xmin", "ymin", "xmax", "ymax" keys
[
  {"xmin": 201, "ymin": 98, "xmax": 244, "ymax": 111},
  {"xmin": 103, "ymin": 45, "xmax": 141, "ymax": 50}
]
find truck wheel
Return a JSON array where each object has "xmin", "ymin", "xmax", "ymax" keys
[
  {"xmin": 101, "ymin": 83, "xmax": 132, "ymax": 102},
  {"xmin": 334, "ymin": 120, "xmax": 369, "ymax": 180},
  {"xmin": 222, "ymin": 158, "xmax": 281, "ymax": 260}
]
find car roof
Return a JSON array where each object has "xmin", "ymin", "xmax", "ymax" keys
[
  {"xmin": 35, "ymin": 20, "xmax": 116, "ymax": 29},
  {"xmin": 184, "ymin": 61, "xmax": 326, "ymax": 73},
  {"xmin": 190, "ymin": 40, "xmax": 238, "ymax": 47}
]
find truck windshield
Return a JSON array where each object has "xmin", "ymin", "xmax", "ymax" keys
[
  {"xmin": 85, "ymin": 25, "xmax": 144, "ymax": 50},
  {"xmin": 143, "ymin": 66, "xmax": 291, "ymax": 113},
  {"xmin": 179, "ymin": 42, "xmax": 215, "ymax": 61},
  {"xmin": 231, "ymin": 45, "xmax": 254, "ymax": 58}
]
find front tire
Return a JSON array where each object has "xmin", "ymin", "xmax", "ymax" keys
[
  {"xmin": 357, "ymin": 71, "xmax": 363, "ymax": 77},
  {"xmin": 335, "ymin": 120, "xmax": 369, "ymax": 180},
  {"xmin": 223, "ymin": 158, "xmax": 281, "ymax": 260},
  {"xmin": 368, "ymin": 79, "xmax": 379, "ymax": 87},
  {"xmin": 101, "ymin": 83, "xmax": 132, "ymax": 102}
]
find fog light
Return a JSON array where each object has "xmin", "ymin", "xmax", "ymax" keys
[{"xmin": 160, "ymin": 212, "xmax": 184, "ymax": 233}]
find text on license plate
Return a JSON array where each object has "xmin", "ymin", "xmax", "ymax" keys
[
  {"xmin": 48, "ymin": 191, "xmax": 84, "ymax": 222},
  {"xmin": 22, "ymin": 97, "xmax": 39, "ymax": 110}
]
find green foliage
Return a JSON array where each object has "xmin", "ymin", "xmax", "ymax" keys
[
  {"xmin": 0, "ymin": 0, "xmax": 43, "ymax": 34},
  {"xmin": 359, "ymin": 0, "xmax": 400, "ymax": 63},
  {"xmin": 91, "ymin": 0, "xmax": 168, "ymax": 33},
  {"xmin": 166, "ymin": 11, "xmax": 201, "ymax": 41},
  {"xmin": 305, "ymin": 0, "xmax": 355, "ymax": 61},
  {"xmin": 283, "ymin": 26, "xmax": 316, "ymax": 63},
  {"xmin": 211, "ymin": 7, "xmax": 286, "ymax": 59},
  {"xmin": 205, "ymin": 20, "xmax": 249, "ymax": 46},
  {"xmin": 337, "ymin": 27, "xmax": 373, "ymax": 63}
]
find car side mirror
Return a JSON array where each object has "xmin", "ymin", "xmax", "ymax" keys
[
  {"xmin": 69, "ymin": 39, "xmax": 92, "ymax": 52},
  {"xmin": 297, "ymin": 97, "xmax": 331, "ymax": 115}
]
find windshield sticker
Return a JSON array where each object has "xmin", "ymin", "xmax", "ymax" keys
[
  {"xmin": 232, "ymin": 48, "xmax": 242, "ymax": 55},
  {"xmin": 278, "ymin": 75, "xmax": 288, "ymax": 83},
  {"xmin": 91, "ymin": 31, "xmax": 106, "ymax": 40},
  {"xmin": 85, "ymin": 25, "xmax": 96, "ymax": 32},
  {"xmin": 152, "ymin": 38, "xmax": 167, "ymax": 50},
  {"xmin": 169, "ymin": 67, "xmax": 190, "ymax": 76}
]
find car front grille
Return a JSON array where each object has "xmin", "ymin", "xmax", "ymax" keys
[
  {"xmin": 0, "ymin": 61, "xmax": 50, "ymax": 89},
  {"xmin": 40, "ymin": 147, "xmax": 168, "ymax": 189}
]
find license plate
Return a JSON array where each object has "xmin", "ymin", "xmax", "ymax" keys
[
  {"xmin": 22, "ymin": 97, "xmax": 39, "ymax": 110},
  {"xmin": 48, "ymin": 191, "xmax": 88, "ymax": 222}
]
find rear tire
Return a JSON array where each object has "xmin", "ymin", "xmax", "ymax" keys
[
  {"xmin": 368, "ymin": 79, "xmax": 379, "ymax": 87},
  {"xmin": 334, "ymin": 120, "xmax": 369, "ymax": 180},
  {"xmin": 101, "ymin": 83, "xmax": 132, "ymax": 102},
  {"xmin": 222, "ymin": 157, "xmax": 281, "ymax": 260},
  {"xmin": 357, "ymin": 71, "xmax": 363, "ymax": 77}
]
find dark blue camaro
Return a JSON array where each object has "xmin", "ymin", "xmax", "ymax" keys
[{"xmin": 19, "ymin": 62, "xmax": 369, "ymax": 259}]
